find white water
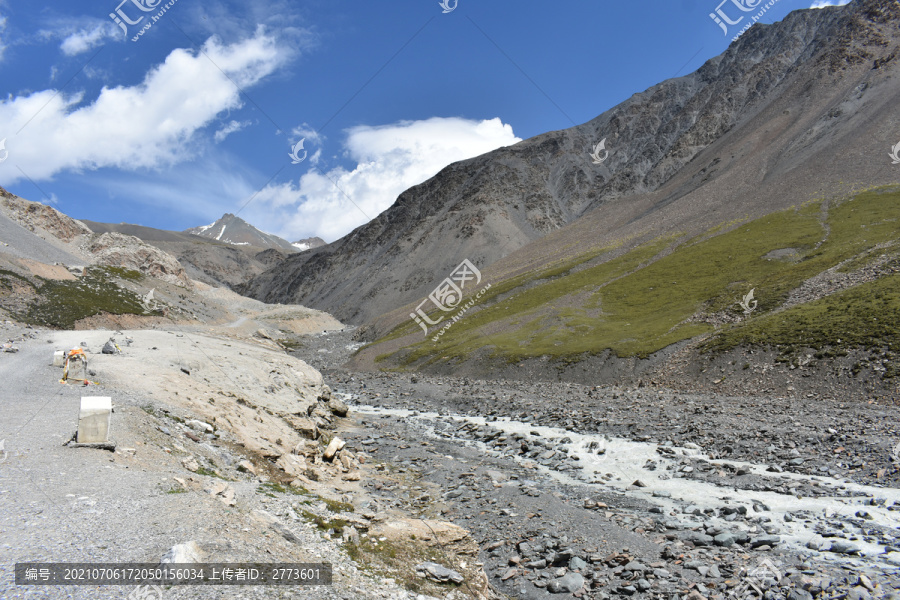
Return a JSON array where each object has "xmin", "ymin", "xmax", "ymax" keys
[{"xmin": 353, "ymin": 404, "xmax": 900, "ymax": 572}]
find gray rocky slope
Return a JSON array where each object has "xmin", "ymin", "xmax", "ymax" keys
[{"xmin": 243, "ymin": 0, "xmax": 900, "ymax": 325}]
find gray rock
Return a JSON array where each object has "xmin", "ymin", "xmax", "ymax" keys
[
  {"xmin": 684, "ymin": 560, "xmax": 706, "ymax": 572},
  {"xmin": 186, "ymin": 419, "xmax": 214, "ymax": 433},
  {"xmin": 848, "ymin": 587, "xmax": 872, "ymax": 600},
  {"xmin": 749, "ymin": 535, "xmax": 781, "ymax": 548},
  {"xmin": 568, "ymin": 556, "xmax": 587, "ymax": 571},
  {"xmin": 789, "ymin": 590, "xmax": 814, "ymax": 600},
  {"xmin": 550, "ymin": 548, "xmax": 574, "ymax": 565},
  {"xmin": 415, "ymin": 562, "xmax": 464, "ymax": 585},
  {"xmin": 714, "ymin": 532, "xmax": 736, "ymax": 547},
  {"xmin": 160, "ymin": 541, "xmax": 203, "ymax": 564},
  {"xmin": 828, "ymin": 540, "xmax": 861, "ymax": 555},
  {"xmin": 327, "ymin": 396, "xmax": 349, "ymax": 417},
  {"xmin": 806, "ymin": 537, "xmax": 826, "ymax": 550},
  {"xmin": 548, "ymin": 572, "xmax": 583, "ymax": 594},
  {"xmin": 686, "ymin": 531, "xmax": 714, "ymax": 546}
]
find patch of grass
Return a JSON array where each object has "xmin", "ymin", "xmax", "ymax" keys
[
  {"xmin": 297, "ymin": 508, "xmax": 349, "ymax": 535},
  {"xmin": 375, "ymin": 242, "xmax": 621, "ymax": 346},
  {"xmin": 343, "ymin": 537, "xmax": 451, "ymax": 595},
  {"xmin": 703, "ymin": 273, "xmax": 900, "ymax": 360},
  {"xmin": 372, "ymin": 186, "xmax": 900, "ymax": 364},
  {"xmin": 17, "ymin": 266, "xmax": 156, "ymax": 328},
  {"xmin": 98, "ymin": 266, "xmax": 144, "ymax": 281},
  {"xmin": 165, "ymin": 487, "xmax": 187, "ymax": 494},
  {"xmin": 322, "ymin": 498, "xmax": 355, "ymax": 513},
  {"xmin": 256, "ymin": 482, "xmax": 310, "ymax": 497},
  {"xmin": 141, "ymin": 405, "xmax": 156, "ymax": 416},
  {"xmin": 195, "ymin": 467, "xmax": 234, "ymax": 481},
  {"xmin": 277, "ymin": 338, "xmax": 304, "ymax": 351}
]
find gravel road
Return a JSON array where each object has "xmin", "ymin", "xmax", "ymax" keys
[{"xmin": 0, "ymin": 322, "xmax": 443, "ymax": 600}]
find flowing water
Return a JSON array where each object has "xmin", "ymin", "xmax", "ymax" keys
[{"xmin": 353, "ymin": 403, "xmax": 900, "ymax": 574}]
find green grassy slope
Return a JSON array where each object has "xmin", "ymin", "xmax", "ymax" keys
[
  {"xmin": 369, "ymin": 186, "xmax": 900, "ymax": 368},
  {"xmin": 0, "ymin": 266, "xmax": 157, "ymax": 328}
]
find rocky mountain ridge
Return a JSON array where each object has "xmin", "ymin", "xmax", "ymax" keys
[{"xmin": 186, "ymin": 213, "xmax": 298, "ymax": 253}]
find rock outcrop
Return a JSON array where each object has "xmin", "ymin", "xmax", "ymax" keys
[
  {"xmin": 0, "ymin": 186, "xmax": 92, "ymax": 243},
  {"xmin": 83, "ymin": 232, "xmax": 193, "ymax": 288}
]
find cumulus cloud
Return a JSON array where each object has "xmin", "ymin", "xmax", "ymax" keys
[
  {"xmin": 0, "ymin": 28, "xmax": 287, "ymax": 182},
  {"xmin": 244, "ymin": 117, "xmax": 521, "ymax": 242},
  {"xmin": 809, "ymin": 0, "xmax": 851, "ymax": 8},
  {"xmin": 60, "ymin": 22, "xmax": 120, "ymax": 56}
]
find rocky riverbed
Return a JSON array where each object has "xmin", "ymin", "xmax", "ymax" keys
[
  {"xmin": 291, "ymin": 328, "xmax": 900, "ymax": 600},
  {"xmin": 3, "ymin": 319, "xmax": 898, "ymax": 600}
]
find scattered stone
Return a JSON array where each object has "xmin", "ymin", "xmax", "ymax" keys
[
  {"xmin": 186, "ymin": 419, "xmax": 213, "ymax": 433},
  {"xmin": 415, "ymin": 562, "xmax": 464, "ymax": 585},
  {"xmin": 323, "ymin": 437, "xmax": 346, "ymax": 461},
  {"xmin": 714, "ymin": 532, "xmax": 736, "ymax": 547},
  {"xmin": 848, "ymin": 587, "xmax": 873, "ymax": 600},
  {"xmin": 284, "ymin": 415, "xmax": 319, "ymax": 440},
  {"xmin": 160, "ymin": 541, "xmax": 203, "ymax": 564},
  {"xmin": 828, "ymin": 540, "xmax": 861, "ymax": 555},
  {"xmin": 548, "ymin": 572, "xmax": 583, "ymax": 594},
  {"xmin": 276, "ymin": 454, "xmax": 306, "ymax": 477},
  {"xmin": 182, "ymin": 456, "xmax": 200, "ymax": 472},
  {"xmin": 686, "ymin": 531, "xmax": 714, "ymax": 547},
  {"xmin": 749, "ymin": 535, "xmax": 781, "ymax": 548},
  {"xmin": 327, "ymin": 397, "xmax": 349, "ymax": 418}
]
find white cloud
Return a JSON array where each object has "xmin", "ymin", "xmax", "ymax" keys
[
  {"xmin": 0, "ymin": 15, "xmax": 7, "ymax": 62},
  {"xmin": 214, "ymin": 119, "xmax": 252, "ymax": 142},
  {"xmin": 291, "ymin": 123, "xmax": 323, "ymax": 145},
  {"xmin": 244, "ymin": 117, "xmax": 521, "ymax": 242},
  {"xmin": 60, "ymin": 22, "xmax": 120, "ymax": 56},
  {"xmin": 0, "ymin": 28, "xmax": 287, "ymax": 182},
  {"xmin": 809, "ymin": 0, "xmax": 851, "ymax": 8}
]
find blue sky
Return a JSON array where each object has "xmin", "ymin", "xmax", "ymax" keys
[{"xmin": 0, "ymin": 0, "xmax": 851, "ymax": 242}]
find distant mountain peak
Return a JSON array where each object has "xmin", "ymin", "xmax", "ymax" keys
[
  {"xmin": 292, "ymin": 237, "xmax": 326, "ymax": 252},
  {"xmin": 185, "ymin": 214, "xmax": 297, "ymax": 252}
]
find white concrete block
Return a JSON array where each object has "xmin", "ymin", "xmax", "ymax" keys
[
  {"xmin": 52, "ymin": 351, "xmax": 65, "ymax": 368},
  {"xmin": 76, "ymin": 397, "xmax": 112, "ymax": 444}
]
